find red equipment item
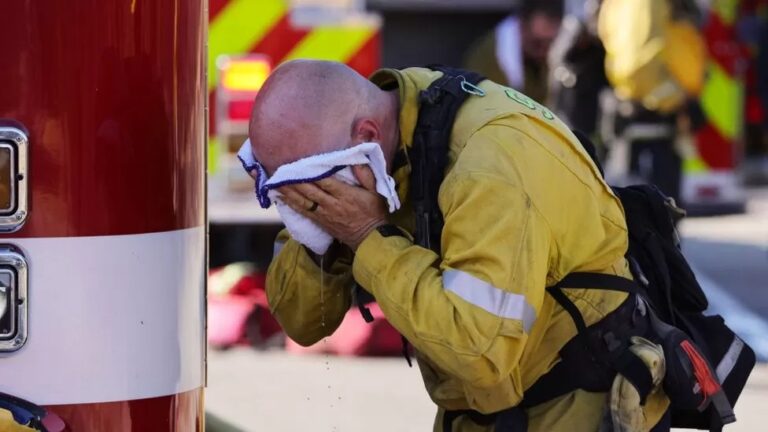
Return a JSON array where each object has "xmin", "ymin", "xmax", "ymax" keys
[{"xmin": 208, "ymin": 265, "xmax": 282, "ymax": 349}]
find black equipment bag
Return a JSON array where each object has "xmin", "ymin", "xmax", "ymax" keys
[
  {"xmin": 608, "ymin": 182, "xmax": 755, "ymax": 430},
  {"xmin": 409, "ymin": 67, "xmax": 756, "ymax": 432}
]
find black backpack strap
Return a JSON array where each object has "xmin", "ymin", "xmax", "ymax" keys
[
  {"xmin": 367, "ymin": 66, "xmax": 486, "ymax": 374},
  {"xmin": 410, "ymin": 65, "xmax": 485, "ymax": 253},
  {"xmin": 546, "ymin": 272, "xmax": 641, "ymax": 347},
  {"xmin": 545, "ymin": 273, "xmax": 654, "ymax": 405},
  {"xmin": 411, "ymin": 66, "xmax": 493, "ymax": 430}
]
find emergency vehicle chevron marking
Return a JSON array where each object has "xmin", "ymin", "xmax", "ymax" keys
[
  {"xmin": 209, "ymin": 0, "xmax": 230, "ymax": 21},
  {"xmin": 689, "ymin": 0, "xmax": 743, "ymax": 176},
  {"xmin": 699, "ymin": 2, "xmax": 743, "ymax": 145},
  {"xmin": 345, "ymin": 31, "xmax": 381, "ymax": 77},
  {"xmin": 249, "ymin": 13, "xmax": 310, "ymax": 64},
  {"xmin": 208, "ymin": 0, "xmax": 285, "ymax": 90},
  {"xmin": 700, "ymin": 62, "xmax": 743, "ymax": 141},
  {"xmin": 207, "ymin": 0, "xmax": 380, "ymax": 142},
  {"xmin": 281, "ymin": 26, "xmax": 376, "ymax": 65}
]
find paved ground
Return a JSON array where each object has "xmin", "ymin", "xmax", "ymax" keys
[
  {"xmin": 206, "ymin": 349, "xmax": 768, "ymax": 432},
  {"xmin": 206, "ymin": 187, "xmax": 768, "ymax": 431},
  {"xmin": 680, "ymin": 188, "xmax": 768, "ymax": 361},
  {"xmin": 206, "ymin": 349, "xmax": 435, "ymax": 432}
]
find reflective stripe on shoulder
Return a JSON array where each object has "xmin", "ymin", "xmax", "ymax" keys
[{"xmin": 443, "ymin": 269, "xmax": 536, "ymax": 332}]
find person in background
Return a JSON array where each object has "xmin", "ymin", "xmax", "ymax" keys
[
  {"xmin": 597, "ymin": 0, "xmax": 706, "ymax": 204},
  {"xmin": 548, "ymin": 0, "xmax": 607, "ymax": 141},
  {"xmin": 464, "ymin": 0, "xmax": 563, "ymax": 103}
]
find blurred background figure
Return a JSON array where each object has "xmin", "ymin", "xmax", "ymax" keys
[
  {"xmin": 547, "ymin": 0, "xmax": 607, "ymax": 141},
  {"xmin": 464, "ymin": 0, "xmax": 564, "ymax": 103},
  {"xmin": 597, "ymin": 0, "xmax": 707, "ymax": 204}
]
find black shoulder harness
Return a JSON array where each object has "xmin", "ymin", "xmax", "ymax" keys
[{"xmin": 409, "ymin": 65, "xmax": 486, "ymax": 253}]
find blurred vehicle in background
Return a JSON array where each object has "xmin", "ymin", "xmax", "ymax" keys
[
  {"xmin": 681, "ymin": 0, "xmax": 752, "ymax": 215},
  {"xmin": 208, "ymin": 0, "xmax": 380, "ymax": 209}
]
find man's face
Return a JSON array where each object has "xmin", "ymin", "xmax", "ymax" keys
[{"xmin": 521, "ymin": 13, "xmax": 561, "ymax": 66}]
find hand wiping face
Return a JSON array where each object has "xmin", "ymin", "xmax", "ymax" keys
[{"xmin": 238, "ymin": 140, "xmax": 400, "ymax": 254}]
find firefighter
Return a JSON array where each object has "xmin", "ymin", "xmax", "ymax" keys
[
  {"xmin": 464, "ymin": 0, "xmax": 563, "ymax": 104},
  {"xmin": 247, "ymin": 60, "xmax": 669, "ymax": 431},
  {"xmin": 597, "ymin": 0, "xmax": 706, "ymax": 203},
  {"xmin": 547, "ymin": 0, "xmax": 607, "ymax": 139}
]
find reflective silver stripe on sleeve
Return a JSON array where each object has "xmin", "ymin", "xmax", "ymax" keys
[
  {"xmin": 273, "ymin": 240, "xmax": 286, "ymax": 259},
  {"xmin": 716, "ymin": 336, "xmax": 745, "ymax": 382},
  {"xmin": 443, "ymin": 269, "xmax": 537, "ymax": 332}
]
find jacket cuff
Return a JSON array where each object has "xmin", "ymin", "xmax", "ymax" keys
[{"xmin": 352, "ymin": 227, "xmax": 412, "ymax": 296}]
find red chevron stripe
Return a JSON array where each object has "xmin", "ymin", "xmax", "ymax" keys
[
  {"xmin": 695, "ymin": 123, "xmax": 735, "ymax": 169},
  {"xmin": 703, "ymin": 12, "xmax": 749, "ymax": 77},
  {"xmin": 249, "ymin": 13, "xmax": 310, "ymax": 64},
  {"xmin": 209, "ymin": 0, "xmax": 229, "ymax": 22},
  {"xmin": 345, "ymin": 30, "xmax": 381, "ymax": 78}
]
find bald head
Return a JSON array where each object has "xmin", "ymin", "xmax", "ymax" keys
[{"xmin": 248, "ymin": 60, "xmax": 399, "ymax": 174}]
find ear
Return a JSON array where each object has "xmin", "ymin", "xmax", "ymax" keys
[{"xmin": 351, "ymin": 118, "xmax": 381, "ymax": 143}]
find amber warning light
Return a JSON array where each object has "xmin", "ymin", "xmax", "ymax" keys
[
  {"xmin": 221, "ymin": 57, "xmax": 271, "ymax": 92},
  {"xmin": 218, "ymin": 55, "xmax": 272, "ymax": 122}
]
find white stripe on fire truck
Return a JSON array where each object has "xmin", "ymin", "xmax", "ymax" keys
[{"xmin": 0, "ymin": 227, "xmax": 205, "ymax": 405}]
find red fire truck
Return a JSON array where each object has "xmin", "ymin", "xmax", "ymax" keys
[{"xmin": 0, "ymin": 1, "xmax": 206, "ymax": 430}]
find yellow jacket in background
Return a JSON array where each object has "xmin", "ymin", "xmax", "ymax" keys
[
  {"xmin": 599, "ymin": 0, "xmax": 707, "ymax": 112},
  {"xmin": 266, "ymin": 68, "xmax": 669, "ymax": 431}
]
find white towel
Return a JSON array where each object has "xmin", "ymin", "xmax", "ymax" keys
[{"xmin": 238, "ymin": 140, "xmax": 401, "ymax": 255}]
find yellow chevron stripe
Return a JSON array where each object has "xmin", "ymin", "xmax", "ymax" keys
[
  {"xmin": 208, "ymin": 0, "xmax": 286, "ymax": 90},
  {"xmin": 700, "ymin": 62, "xmax": 743, "ymax": 141},
  {"xmin": 208, "ymin": 137, "xmax": 220, "ymax": 174},
  {"xmin": 681, "ymin": 137, "xmax": 710, "ymax": 174},
  {"xmin": 281, "ymin": 26, "xmax": 375, "ymax": 64},
  {"xmin": 684, "ymin": 156, "xmax": 709, "ymax": 174}
]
